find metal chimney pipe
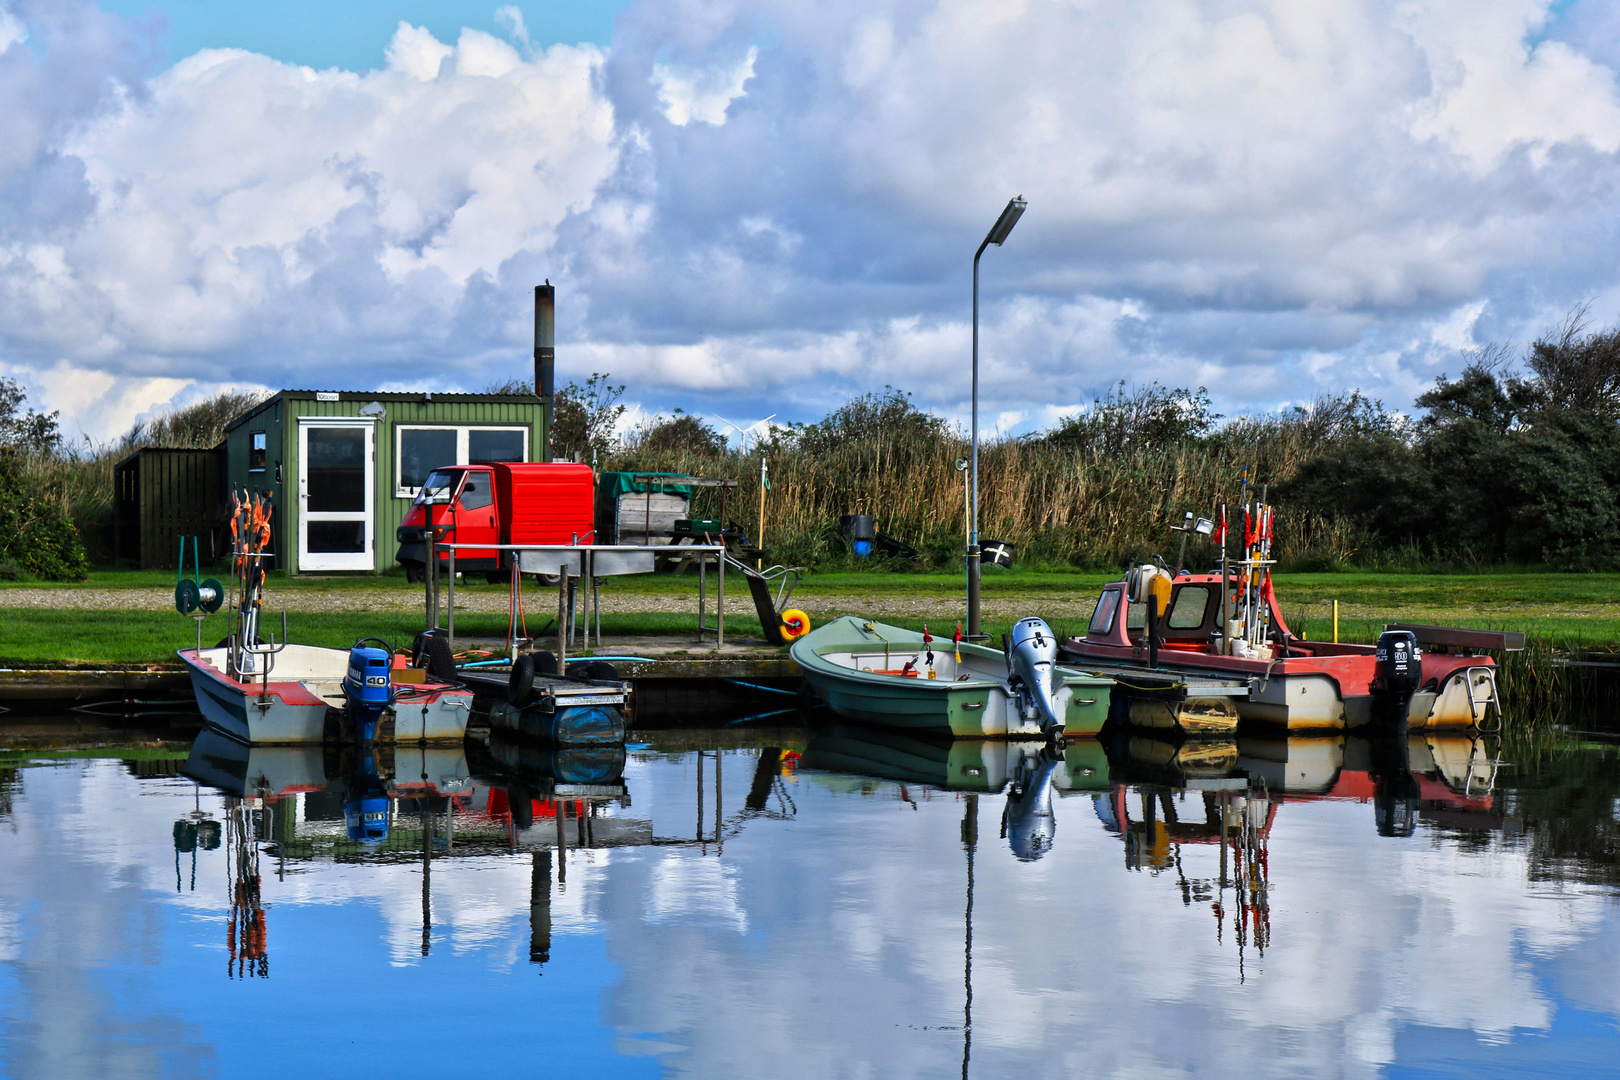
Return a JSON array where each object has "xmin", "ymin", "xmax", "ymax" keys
[{"xmin": 534, "ymin": 282, "xmax": 555, "ymax": 460}]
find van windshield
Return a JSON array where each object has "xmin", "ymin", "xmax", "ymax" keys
[{"xmin": 414, "ymin": 470, "xmax": 460, "ymax": 505}]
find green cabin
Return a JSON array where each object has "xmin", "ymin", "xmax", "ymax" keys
[{"xmin": 221, "ymin": 390, "xmax": 548, "ymax": 573}]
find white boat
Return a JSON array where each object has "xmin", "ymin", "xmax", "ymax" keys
[{"xmin": 179, "ymin": 644, "xmax": 473, "ymax": 745}]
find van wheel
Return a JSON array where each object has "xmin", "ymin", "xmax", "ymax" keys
[
  {"xmin": 404, "ymin": 564, "xmax": 425, "ymax": 585},
  {"xmin": 485, "ymin": 570, "xmax": 512, "ymax": 585}
]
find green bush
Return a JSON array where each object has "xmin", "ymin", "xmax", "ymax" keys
[{"xmin": 0, "ymin": 451, "xmax": 88, "ymax": 580}]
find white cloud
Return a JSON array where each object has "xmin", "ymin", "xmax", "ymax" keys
[
  {"xmin": 650, "ymin": 45, "xmax": 757, "ymax": 126},
  {"xmin": 0, "ymin": 0, "xmax": 1618, "ymax": 435}
]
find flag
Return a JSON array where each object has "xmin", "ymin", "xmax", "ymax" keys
[
  {"xmin": 953, "ymin": 621, "xmax": 963, "ymax": 664},
  {"xmin": 922, "ymin": 623, "xmax": 934, "ymax": 666}
]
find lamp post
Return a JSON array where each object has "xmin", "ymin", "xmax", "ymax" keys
[{"xmin": 967, "ymin": 195, "xmax": 1026, "ymax": 639}]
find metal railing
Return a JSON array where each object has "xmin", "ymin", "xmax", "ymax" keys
[{"xmin": 425, "ymin": 543, "xmax": 728, "ymax": 652}]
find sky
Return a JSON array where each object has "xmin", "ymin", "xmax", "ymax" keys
[{"xmin": 1, "ymin": 0, "xmax": 1619, "ymax": 443}]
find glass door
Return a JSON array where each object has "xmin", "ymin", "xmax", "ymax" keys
[{"xmin": 298, "ymin": 420, "xmax": 374, "ymax": 571}]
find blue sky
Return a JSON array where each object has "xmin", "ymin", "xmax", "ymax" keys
[
  {"xmin": 1, "ymin": 0, "xmax": 1618, "ymax": 442},
  {"xmin": 99, "ymin": 0, "xmax": 626, "ymax": 69}
]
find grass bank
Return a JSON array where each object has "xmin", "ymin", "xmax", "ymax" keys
[{"xmin": 0, "ymin": 568, "xmax": 1616, "ymax": 665}]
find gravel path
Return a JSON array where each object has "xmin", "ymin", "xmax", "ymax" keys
[
  {"xmin": 3, "ymin": 587, "xmax": 1583, "ymax": 624},
  {"xmin": 0, "ymin": 585, "xmax": 1105, "ymax": 620}
]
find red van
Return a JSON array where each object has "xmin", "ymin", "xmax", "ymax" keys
[{"xmin": 395, "ymin": 463, "xmax": 595, "ymax": 582}]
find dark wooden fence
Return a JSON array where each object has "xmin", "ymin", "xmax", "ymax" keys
[{"xmin": 113, "ymin": 447, "xmax": 226, "ymax": 569}]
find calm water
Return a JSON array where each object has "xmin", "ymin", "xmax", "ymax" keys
[{"xmin": 2, "ymin": 718, "xmax": 1619, "ymax": 1079}]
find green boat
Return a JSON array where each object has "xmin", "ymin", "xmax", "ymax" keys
[
  {"xmin": 790, "ymin": 616, "xmax": 1113, "ymax": 737},
  {"xmin": 800, "ymin": 722, "xmax": 1112, "ymax": 794}
]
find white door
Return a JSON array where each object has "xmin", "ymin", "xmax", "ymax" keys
[{"xmin": 298, "ymin": 419, "xmax": 375, "ymax": 571}]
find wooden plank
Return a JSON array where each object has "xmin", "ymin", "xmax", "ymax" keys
[{"xmin": 1383, "ymin": 623, "xmax": 1526, "ymax": 652}]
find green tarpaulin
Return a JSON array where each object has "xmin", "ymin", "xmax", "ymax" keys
[{"xmin": 597, "ymin": 471, "xmax": 695, "ymax": 499}]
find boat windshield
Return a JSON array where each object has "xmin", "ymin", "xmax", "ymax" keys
[
  {"xmin": 414, "ymin": 469, "xmax": 460, "ymax": 505},
  {"xmin": 1088, "ymin": 590, "xmax": 1120, "ymax": 635}
]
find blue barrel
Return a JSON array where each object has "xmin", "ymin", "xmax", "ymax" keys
[{"xmin": 514, "ymin": 704, "xmax": 626, "ymax": 745}]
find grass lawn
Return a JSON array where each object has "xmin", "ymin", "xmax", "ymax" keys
[{"xmin": 1, "ymin": 566, "xmax": 1618, "ymax": 665}]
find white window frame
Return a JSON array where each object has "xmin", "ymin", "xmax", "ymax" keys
[{"xmin": 394, "ymin": 425, "xmax": 529, "ymax": 498}]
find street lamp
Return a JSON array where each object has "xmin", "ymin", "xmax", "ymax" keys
[{"xmin": 967, "ymin": 195, "xmax": 1026, "ymax": 638}]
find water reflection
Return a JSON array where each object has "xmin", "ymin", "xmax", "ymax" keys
[{"xmin": 2, "ymin": 721, "xmax": 1620, "ymax": 1078}]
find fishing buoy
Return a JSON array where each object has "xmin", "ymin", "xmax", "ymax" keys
[{"xmin": 780, "ymin": 609, "xmax": 812, "ymax": 640}]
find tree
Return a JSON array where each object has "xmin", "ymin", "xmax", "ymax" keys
[
  {"xmin": 626, "ymin": 411, "xmax": 727, "ymax": 456},
  {"xmin": 1041, "ymin": 382, "xmax": 1219, "ymax": 455},
  {"xmin": 0, "ymin": 376, "xmax": 61, "ymax": 454},
  {"xmin": 793, "ymin": 387, "xmax": 951, "ymax": 458},
  {"xmin": 551, "ymin": 373, "xmax": 626, "ymax": 463},
  {"xmin": 1523, "ymin": 305, "xmax": 1620, "ymax": 418}
]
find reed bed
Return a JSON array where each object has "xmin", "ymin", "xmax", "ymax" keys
[{"xmin": 608, "ymin": 421, "xmax": 1364, "ymax": 571}]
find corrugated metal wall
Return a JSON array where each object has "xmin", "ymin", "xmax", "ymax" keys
[
  {"xmin": 224, "ymin": 392, "xmax": 547, "ymax": 573},
  {"xmin": 112, "ymin": 448, "xmax": 226, "ymax": 569}
]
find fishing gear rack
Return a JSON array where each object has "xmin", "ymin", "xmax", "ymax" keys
[
  {"xmin": 225, "ymin": 487, "xmax": 286, "ymax": 688},
  {"xmin": 1218, "ymin": 476, "xmax": 1279, "ymax": 659}
]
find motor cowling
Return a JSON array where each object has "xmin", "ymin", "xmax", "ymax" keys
[
  {"xmin": 344, "ymin": 753, "xmax": 391, "ymax": 843},
  {"xmin": 343, "ymin": 644, "xmax": 395, "ymax": 743},
  {"xmin": 1007, "ymin": 617, "xmax": 1064, "ymax": 739},
  {"xmin": 1373, "ymin": 630, "xmax": 1422, "ymax": 696}
]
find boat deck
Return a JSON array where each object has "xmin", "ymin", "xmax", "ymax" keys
[{"xmin": 1058, "ymin": 661, "xmax": 1250, "ymax": 700}]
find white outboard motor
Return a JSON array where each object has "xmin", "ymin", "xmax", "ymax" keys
[
  {"xmin": 1003, "ymin": 748, "xmax": 1061, "ymax": 861},
  {"xmin": 1007, "ymin": 617, "xmax": 1064, "ymax": 740}
]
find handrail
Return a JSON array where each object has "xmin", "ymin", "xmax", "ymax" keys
[{"xmin": 425, "ymin": 542, "xmax": 730, "ymax": 649}]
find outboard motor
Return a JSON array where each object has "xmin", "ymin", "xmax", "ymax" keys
[
  {"xmin": 1002, "ymin": 746, "xmax": 1062, "ymax": 861},
  {"xmin": 1368, "ymin": 734, "xmax": 1420, "ymax": 838},
  {"xmin": 1007, "ymin": 617, "xmax": 1065, "ymax": 740},
  {"xmin": 343, "ymin": 639, "xmax": 396, "ymax": 743},
  {"xmin": 1372, "ymin": 630, "xmax": 1422, "ymax": 729},
  {"xmin": 343, "ymin": 752, "xmax": 391, "ymax": 843}
]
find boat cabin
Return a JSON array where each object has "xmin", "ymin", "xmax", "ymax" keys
[{"xmin": 1081, "ymin": 573, "xmax": 1278, "ymax": 653}]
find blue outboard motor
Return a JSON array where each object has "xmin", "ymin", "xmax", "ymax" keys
[
  {"xmin": 344, "ymin": 753, "xmax": 391, "ymax": 843},
  {"xmin": 343, "ymin": 639, "xmax": 396, "ymax": 743}
]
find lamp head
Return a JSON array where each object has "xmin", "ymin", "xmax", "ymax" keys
[{"xmin": 986, "ymin": 196, "xmax": 1026, "ymax": 246}]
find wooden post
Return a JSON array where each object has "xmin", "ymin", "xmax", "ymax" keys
[{"xmin": 557, "ymin": 569, "xmax": 569, "ymax": 670}]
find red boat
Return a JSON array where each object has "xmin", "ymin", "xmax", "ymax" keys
[{"xmin": 1061, "ymin": 501, "xmax": 1521, "ymax": 731}]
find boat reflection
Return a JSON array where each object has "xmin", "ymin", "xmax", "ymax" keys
[
  {"xmin": 176, "ymin": 727, "xmax": 649, "ymax": 974},
  {"xmin": 1091, "ymin": 728, "xmax": 1507, "ymax": 971}
]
